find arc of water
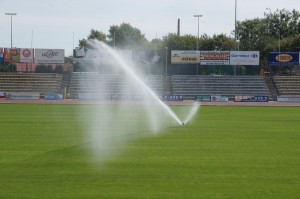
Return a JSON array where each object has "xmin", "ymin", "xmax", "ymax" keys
[
  {"xmin": 94, "ymin": 41, "xmax": 183, "ymax": 125},
  {"xmin": 183, "ymin": 102, "xmax": 200, "ymax": 125}
]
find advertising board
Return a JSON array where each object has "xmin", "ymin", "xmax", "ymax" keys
[
  {"xmin": 235, "ymin": 96, "xmax": 268, "ymax": 102},
  {"xmin": 78, "ymin": 93, "xmax": 111, "ymax": 100},
  {"xmin": 35, "ymin": 49, "xmax": 64, "ymax": 64},
  {"xmin": 200, "ymin": 51, "xmax": 230, "ymax": 65},
  {"xmin": 111, "ymin": 94, "xmax": 144, "ymax": 101},
  {"xmin": 4, "ymin": 48, "xmax": 20, "ymax": 63},
  {"xmin": 20, "ymin": 48, "xmax": 34, "ymax": 63},
  {"xmin": 163, "ymin": 95, "xmax": 183, "ymax": 101},
  {"xmin": 269, "ymin": 52, "xmax": 299, "ymax": 66},
  {"xmin": 0, "ymin": 48, "xmax": 3, "ymax": 62},
  {"xmin": 195, "ymin": 95, "xmax": 211, "ymax": 102},
  {"xmin": 73, "ymin": 49, "xmax": 132, "ymax": 65},
  {"xmin": 171, "ymin": 50, "xmax": 200, "ymax": 64},
  {"xmin": 6, "ymin": 92, "xmax": 40, "ymax": 100},
  {"xmin": 230, "ymin": 51, "xmax": 259, "ymax": 65},
  {"xmin": 277, "ymin": 96, "xmax": 300, "ymax": 102},
  {"xmin": 44, "ymin": 93, "xmax": 63, "ymax": 100},
  {"xmin": 211, "ymin": 95, "xmax": 229, "ymax": 102}
]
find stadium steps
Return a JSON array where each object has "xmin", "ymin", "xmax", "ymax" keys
[
  {"xmin": 163, "ymin": 76, "xmax": 172, "ymax": 95},
  {"xmin": 59, "ymin": 72, "xmax": 71, "ymax": 94},
  {"xmin": 264, "ymin": 77, "xmax": 278, "ymax": 101}
]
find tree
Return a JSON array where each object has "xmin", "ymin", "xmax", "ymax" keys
[
  {"xmin": 107, "ymin": 23, "xmax": 148, "ymax": 49},
  {"xmin": 79, "ymin": 29, "xmax": 107, "ymax": 48}
]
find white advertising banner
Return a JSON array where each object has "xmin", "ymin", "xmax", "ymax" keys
[
  {"xmin": 211, "ymin": 95, "xmax": 229, "ymax": 102},
  {"xmin": 171, "ymin": 50, "xmax": 200, "ymax": 64},
  {"xmin": 73, "ymin": 49, "xmax": 132, "ymax": 65},
  {"xmin": 200, "ymin": 51, "xmax": 230, "ymax": 65},
  {"xmin": 35, "ymin": 49, "xmax": 64, "ymax": 64},
  {"xmin": 230, "ymin": 51, "xmax": 260, "ymax": 65},
  {"xmin": 20, "ymin": 48, "xmax": 34, "ymax": 63}
]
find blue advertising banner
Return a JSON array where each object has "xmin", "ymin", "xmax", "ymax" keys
[
  {"xmin": 0, "ymin": 48, "xmax": 3, "ymax": 62},
  {"xmin": 44, "ymin": 93, "xmax": 63, "ymax": 100},
  {"xmin": 235, "ymin": 96, "xmax": 268, "ymax": 102},
  {"xmin": 163, "ymin": 95, "xmax": 183, "ymax": 101},
  {"xmin": 269, "ymin": 52, "xmax": 299, "ymax": 66}
]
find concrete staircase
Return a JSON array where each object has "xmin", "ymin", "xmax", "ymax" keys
[{"xmin": 264, "ymin": 77, "xmax": 278, "ymax": 101}]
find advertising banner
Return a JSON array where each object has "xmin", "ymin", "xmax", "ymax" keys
[
  {"xmin": 211, "ymin": 95, "xmax": 229, "ymax": 102},
  {"xmin": 79, "ymin": 93, "xmax": 111, "ymax": 100},
  {"xmin": 44, "ymin": 93, "xmax": 63, "ymax": 100},
  {"xmin": 5, "ymin": 92, "xmax": 40, "ymax": 100},
  {"xmin": 73, "ymin": 49, "xmax": 132, "ymax": 65},
  {"xmin": 163, "ymin": 95, "xmax": 183, "ymax": 101},
  {"xmin": 111, "ymin": 94, "xmax": 144, "ymax": 101},
  {"xmin": 0, "ymin": 92, "xmax": 5, "ymax": 98},
  {"xmin": 269, "ymin": 52, "xmax": 299, "ymax": 66},
  {"xmin": 4, "ymin": 48, "xmax": 20, "ymax": 63},
  {"xmin": 0, "ymin": 48, "xmax": 3, "ymax": 62},
  {"xmin": 171, "ymin": 50, "xmax": 200, "ymax": 64},
  {"xmin": 200, "ymin": 51, "xmax": 230, "ymax": 65},
  {"xmin": 277, "ymin": 96, "xmax": 300, "ymax": 102},
  {"xmin": 230, "ymin": 51, "xmax": 260, "ymax": 65},
  {"xmin": 195, "ymin": 95, "xmax": 211, "ymax": 102},
  {"xmin": 20, "ymin": 48, "xmax": 34, "ymax": 63},
  {"xmin": 35, "ymin": 49, "xmax": 64, "ymax": 64},
  {"xmin": 235, "ymin": 96, "xmax": 268, "ymax": 102}
]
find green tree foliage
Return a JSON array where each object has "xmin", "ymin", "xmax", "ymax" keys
[
  {"xmin": 107, "ymin": 23, "xmax": 148, "ymax": 49},
  {"xmin": 237, "ymin": 8, "xmax": 300, "ymax": 53},
  {"xmin": 79, "ymin": 29, "xmax": 106, "ymax": 48},
  {"xmin": 77, "ymin": 8, "xmax": 300, "ymax": 75}
]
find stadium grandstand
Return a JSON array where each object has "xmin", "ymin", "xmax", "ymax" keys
[
  {"xmin": 1, "ymin": 71, "xmax": 300, "ymax": 102},
  {"xmin": 0, "ymin": 73, "xmax": 62, "ymax": 96}
]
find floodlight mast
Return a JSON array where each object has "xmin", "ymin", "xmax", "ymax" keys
[
  {"xmin": 193, "ymin": 14, "xmax": 203, "ymax": 75},
  {"xmin": 5, "ymin": 13, "xmax": 17, "ymax": 48}
]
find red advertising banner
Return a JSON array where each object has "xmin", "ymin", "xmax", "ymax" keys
[
  {"xmin": 200, "ymin": 51, "xmax": 230, "ymax": 65},
  {"xmin": 4, "ymin": 48, "xmax": 20, "ymax": 63}
]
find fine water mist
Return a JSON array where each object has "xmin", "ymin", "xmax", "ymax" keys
[
  {"xmin": 93, "ymin": 40, "xmax": 183, "ymax": 125},
  {"xmin": 81, "ymin": 40, "xmax": 200, "ymax": 163}
]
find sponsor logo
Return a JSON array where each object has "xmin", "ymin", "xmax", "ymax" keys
[
  {"xmin": 42, "ymin": 50, "xmax": 59, "ymax": 58},
  {"xmin": 276, "ymin": 54, "xmax": 293, "ymax": 62},
  {"xmin": 201, "ymin": 52, "xmax": 229, "ymax": 60},
  {"xmin": 251, "ymin": 53, "xmax": 258, "ymax": 58},
  {"xmin": 22, "ymin": 49, "xmax": 31, "ymax": 58},
  {"xmin": 231, "ymin": 53, "xmax": 258, "ymax": 58}
]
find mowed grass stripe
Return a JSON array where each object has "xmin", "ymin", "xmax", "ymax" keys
[{"xmin": 0, "ymin": 104, "xmax": 299, "ymax": 198}]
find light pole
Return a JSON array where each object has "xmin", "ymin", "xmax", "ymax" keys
[
  {"xmin": 5, "ymin": 13, "xmax": 17, "ymax": 48},
  {"xmin": 194, "ymin": 14, "xmax": 203, "ymax": 75},
  {"xmin": 165, "ymin": 46, "xmax": 168, "ymax": 76},
  {"xmin": 234, "ymin": 0, "xmax": 237, "ymax": 76}
]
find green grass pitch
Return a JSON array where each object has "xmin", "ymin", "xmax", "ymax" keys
[{"xmin": 0, "ymin": 104, "xmax": 300, "ymax": 198}]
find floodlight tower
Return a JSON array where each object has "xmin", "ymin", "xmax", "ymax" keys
[
  {"xmin": 5, "ymin": 13, "xmax": 17, "ymax": 48},
  {"xmin": 193, "ymin": 14, "xmax": 203, "ymax": 75}
]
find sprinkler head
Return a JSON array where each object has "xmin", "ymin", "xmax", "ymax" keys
[{"xmin": 182, "ymin": 122, "xmax": 185, "ymax": 126}]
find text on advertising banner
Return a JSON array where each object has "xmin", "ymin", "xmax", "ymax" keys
[
  {"xmin": 20, "ymin": 48, "xmax": 34, "ymax": 63},
  {"xmin": 200, "ymin": 51, "xmax": 230, "ymax": 65},
  {"xmin": 269, "ymin": 52, "xmax": 299, "ymax": 66},
  {"xmin": 171, "ymin": 50, "xmax": 200, "ymax": 64},
  {"xmin": 35, "ymin": 49, "xmax": 65, "ymax": 64},
  {"xmin": 230, "ymin": 51, "xmax": 259, "ymax": 65}
]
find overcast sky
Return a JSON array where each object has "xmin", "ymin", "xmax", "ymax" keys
[{"xmin": 1, "ymin": 0, "xmax": 299, "ymax": 56}]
